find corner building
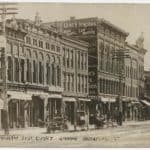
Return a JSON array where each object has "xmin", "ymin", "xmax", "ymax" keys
[{"xmin": 0, "ymin": 14, "xmax": 89, "ymax": 129}]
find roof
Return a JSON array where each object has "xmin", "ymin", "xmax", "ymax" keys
[
  {"xmin": 99, "ymin": 18, "xmax": 129, "ymax": 36},
  {"xmin": 44, "ymin": 16, "xmax": 129, "ymax": 36}
]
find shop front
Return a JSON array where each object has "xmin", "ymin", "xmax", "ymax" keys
[
  {"xmin": 76, "ymin": 98, "xmax": 90, "ymax": 130},
  {"xmin": 7, "ymin": 91, "xmax": 32, "ymax": 129},
  {"xmin": 100, "ymin": 97, "xmax": 116, "ymax": 122},
  {"xmin": 63, "ymin": 97, "xmax": 76, "ymax": 130},
  {"xmin": 0, "ymin": 99, "xmax": 4, "ymax": 129},
  {"xmin": 46, "ymin": 94, "xmax": 63, "ymax": 122},
  {"xmin": 140, "ymin": 99, "xmax": 150, "ymax": 120}
]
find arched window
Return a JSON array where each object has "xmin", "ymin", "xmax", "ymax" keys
[
  {"xmin": 46, "ymin": 54, "xmax": 50, "ymax": 85},
  {"xmin": 26, "ymin": 49, "xmax": 32, "ymax": 83},
  {"xmin": 51, "ymin": 55, "xmax": 55, "ymax": 86},
  {"xmin": 7, "ymin": 56, "xmax": 13, "ymax": 81},
  {"xmin": 39, "ymin": 52, "xmax": 44, "ymax": 84},
  {"xmin": 33, "ymin": 51, "xmax": 38, "ymax": 83},
  {"xmin": 14, "ymin": 57, "xmax": 19, "ymax": 82},
  {"xmin": 56, "ymin": 57, "xmax": 61, "ymax": 86}
]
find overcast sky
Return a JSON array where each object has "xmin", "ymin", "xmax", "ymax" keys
[{"xmin": 14, "ymin": 3, "xmax": 150, "ymax": 70}]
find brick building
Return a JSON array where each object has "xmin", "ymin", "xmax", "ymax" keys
[
  {"xmin": 44, "ymin": 17, "xmax": 147, "ymax": 123},
  {"xmin": 0, "ymin": 14, "xmax": 89, "ymax": 129}
]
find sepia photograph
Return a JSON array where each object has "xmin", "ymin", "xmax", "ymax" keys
[{"xmin": 0, "ymin": 2, "xmax": 149, "ymax": 147}]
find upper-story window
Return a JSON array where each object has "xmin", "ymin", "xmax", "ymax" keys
[
  {"xmin": 39, "ymin": 40, "xmax": 43, "ymax": 48},
  {"xmin": 26, "ymin": 36, "xmax": 31, "ymax": 44},
  {"xmin": 56, "ymin": 46, "xmax": 60, "ymax": 52},
  {"xmin": 7, "ymin": 56, "xmax": 13, "ymax": 81},
  {"xmin": 46, "ymin": 42, "xmax": 50, "ymax": 49},
  {"xmin": 33, "ymin": 39, "xmax": 38, "ymax": 46},
  {"xmin": 51, "ymin": 44, "xmax": 55, "ymax": 51},
  {"xmin": 66, "ymin": 49, "xmax": 69, "ymax": 68},
  {"xmin": 63, "ymin": 47, "xmax": 65, "ymax": 66},
  {"xmin": 81, "ymin": 53, "xmax": 84, "ymax": 70},
  {"xmin": 70, "ymin": 50, "xmax": 73, "ymax": 68}
]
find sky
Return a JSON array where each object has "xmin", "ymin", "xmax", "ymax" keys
[{"xmin": 12, "ymin": 3, "xmax": 150, "ymax": 70}]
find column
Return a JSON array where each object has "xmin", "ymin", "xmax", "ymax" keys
[{"xmin": 44, "ymin": 97, "xmax": 48, "ymax": 122}]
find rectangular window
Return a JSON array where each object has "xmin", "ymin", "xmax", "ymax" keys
[
  {"xmin": 46, "ymin": 42, "xmax": 50, "ymax": 49},
  {"xmin": 20, "ymin": 59, "xmax": 24, "ymax": 83},
  {"xmin": 39, "ymin": 40, "xmax": 43, "ymax": 48},
  {"xmin": 7, "ymin": 56, "xmax": 12, "ymax": 81},
  {"xmin": 51, "ymin": 44, "xmax": 55, "ymax": 51},
  {"xmin": 14, "ymin": 58, "xmax": 19, "ymax": 82},
  {"xmin": 63, "ymin": 47, "xmax": 65, "ymax": 66},
  {"xmin": 33, "ymin": 39, "xmax": 38, "ymax": 46},
  {"xmin": 56, "ymin": 46, "xmax": 60, "ymax": 52},
  {"xmin": 26, "ymin": 36, "xmax": 31, "ymax": 44}
]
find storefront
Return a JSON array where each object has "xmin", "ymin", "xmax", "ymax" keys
[
  {"xmin": 63, "ymin": 97, "xmax": 76, "ymax": 123},
  {"xmin": 76, "ymin": 98, "xmax": 90, "ymax": 130},
  {"xmin": 140, "ymin": 100, "xmax": 150, "ymax": 120},
  {"xmin": 100, "ymin": 97, "xmax": 116, "ymax": 121},
  {"xmin": 7, "ymin": 91, "xmax": 32, "ymax": 128},
  {"xmin": 0, "ymin": 99, "xmax": 4, "ymax": 129},
  {"xmin": 46, "ymin": 94, "xmax": 63, "ymax": 122}
]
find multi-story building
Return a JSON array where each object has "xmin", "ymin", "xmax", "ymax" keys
[
  {"xmin": 0, "ymin": 14, "xmax": 89, "ymax": 129},
  {"xmin": 61, "ymin": 36, "xmax": 89, "ymax": 130},
  {"xmin": 124, "ymin": 35, "xmax": 147, "ymax": 120},
  {"xmin": 0, "ymin": 14, "xmax": 63, "ymax": 129},
  {"xmin": 44, "ymin": 17, "xmax": 129, "ymax": 123},
  {"xmin": 144, "ymin": 71, "xmax": 150, "ymax": 98}
]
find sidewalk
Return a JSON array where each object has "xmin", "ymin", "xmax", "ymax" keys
[{"xmin": 0, "ymin": 120, "xmax": 149, "ymax": 135}]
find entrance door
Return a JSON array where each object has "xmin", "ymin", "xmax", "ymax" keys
[{"xmin": 33, "ymin": 97, "xmax": 44, "ymax": 127}]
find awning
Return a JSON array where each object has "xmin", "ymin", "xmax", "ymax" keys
[
  {"xmin": 7, "ymin": 91, "xmax": 32, "ymax": 101},
  {"xmin": 0, "ymin": 99, "xmax": 4, "ymax": 109},
  {"xmin": 78, "ymin": 98, "xmax": 91, "ymax": 102},
  {"xmin": 101, "ymin": 97, "xmax": 116, "ymax": 103},
  {"xmin": 27, "ymin": 91, "xmax": 49, "ymax": 99},
  {"xmin": 141, "ymin": 100, "xmax": 150, "ymax": 106},
  {"xmin": 48, "ymin": 94, "xmax": 62, "ymax": 99},
  {"xmin": 63, "ymin": 97, "xmax": 76, "ymax": 102}
]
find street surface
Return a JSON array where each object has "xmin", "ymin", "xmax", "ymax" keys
[{"xmin": 0, "ymin": 121, "xmax": 149, "ymax": 147}]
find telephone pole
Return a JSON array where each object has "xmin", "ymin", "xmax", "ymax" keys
[
  {"xmin": 0, "ymin": 3, "xmax": 18, "ymax": 135},
  {"xmin": 112, "ymin": 49, "xmax": 130, "ymax": 126}
]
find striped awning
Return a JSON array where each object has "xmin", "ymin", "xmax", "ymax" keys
[
  {"xmin": 7, "ymin": 91, "xmax": 32, "ymax": 101},
  {"xmin": 63, "ymin": 97, "xmax": 76, "ymax": 102}
]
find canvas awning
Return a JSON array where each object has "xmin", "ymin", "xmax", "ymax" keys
[
  {"xmin": 48, "ymin": 94, "xmax": 62, "ymax": 99},
  {"xmin": 7, "ymin": 91, "xmax": 32, "ymax": 101},
  {"xmin": 63, "ymin": 97, "xmax": 76, "ymax": 102},
  {"xmin": 101, "ymin": 97, "xmax": 116, "ymax": 103},
  {"xmin": 27, "ymin": 91, "xmax": 49, "ymax": 99},
  {"xmin": 141, "ymin": 100, "xmax": 150, "ymax": 106},
  {"xmin": 78, "ymin": 98, "xmax": 91, "ymax": 102}
]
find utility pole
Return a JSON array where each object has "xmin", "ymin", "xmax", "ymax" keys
[
  {"xmin": 0, "ymin": 3, "xmax": 18, "ymax": 135},
  {"xmin": 112, "ymin": 49, "xmax": 130, "ymax": 126}
]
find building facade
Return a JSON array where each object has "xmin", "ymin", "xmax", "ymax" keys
[
  {"xmin": 44, "ymin": 17, "xmax": 130, "ymax": 123},
  {"xmin": 44, "ymin": 17, "xmax": 148, "ymax": 123},
  {"xmin": 0, "ymin": 14, "xmax": 89, "ymax": 129},
  {"xmin": 124, "ymin": 39, "xmax": 147, "ymax": 121},
  {"xmin": 61, "ymin": 36, "xmax": 89, "ymax": 130}
]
